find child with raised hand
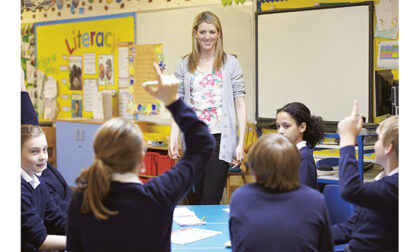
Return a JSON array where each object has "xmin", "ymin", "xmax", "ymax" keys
[
  {"xmin": 21, "ymin": 67, "xmax": 72, "ymax": 213},
  {"xmin": 66, "ymin": 63, "xmax": 216, "ymax": 251},
  {"xmin": 21, "ymin": 125, "xmax": 67, "ymax": 251},
  {"xmin": 334, "ymin": 100, "xmax": 398, "ymax": 251},
  {"xmin": 276, "ymin": 102, "xmax": 325, "ymax": 188},
  {"xmin": 229, "ymin": 133, "xmax": 333, "ymax": 251}
]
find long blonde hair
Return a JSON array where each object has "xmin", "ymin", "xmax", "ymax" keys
[
  {"xmin": 248, "ymin": 133, "xmax": 301, "ymax": 192},
  {"xmin": 75, "ymin": 118, "xmax": 146, "ymax": 220},
  {"xmin": 188, "ymin": 11, "xmax": 226, "ymax": 73}
]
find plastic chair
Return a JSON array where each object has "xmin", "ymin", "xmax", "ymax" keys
[
  {"xmin": 323, "ymin": 184, "xmax": 353, "ymax": 225},
  {"xmin": 225, "ymin": 122, "xmax": 258, "ymax": 203}
]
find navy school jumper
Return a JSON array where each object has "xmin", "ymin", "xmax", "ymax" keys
[
  {"xmin": 21, "ymin": 176, "xmax": 67, "ymax": 251},
  {"xmin": 66, "ymin": 98, "xmax": 216, "ymax": 251},
  {"xmin": 299, "ymin": 145, "xmax": 318, "ymax": 189},
  {"xmin": 21, "ymin": 91, "xmax": 72, "ymax": 212},
  {"xmin": 336, "ymin": 146, "xmax": 398, "ymax": 251},
  {"xmin": 229, "ymin": 183, "xmax": 333, "ymax": 251}
]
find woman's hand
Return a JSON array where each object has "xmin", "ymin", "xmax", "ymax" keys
[
  {"xmin": 143, "ymin": 63, "xmax": 179, "ymax": 106},
  {"xmin": 338, "ymin": 100, "xmax": 364, "ymax": 147}
]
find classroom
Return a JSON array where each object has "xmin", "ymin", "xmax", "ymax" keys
[{"xmin": 7, "ymin": 0, "xmax": 414, "ymax": 251}]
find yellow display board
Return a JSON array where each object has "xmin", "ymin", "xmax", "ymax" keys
[{"xmin": 35, "ymin": 13, "xmax": 135, "ymax": 120}]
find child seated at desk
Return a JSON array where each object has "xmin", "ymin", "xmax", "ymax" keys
[
  {"xmin": 21, "ymin": 125, "xmax": 67, "ymax": 251},
  {"xmin": 229, "ymin": 133, "xmax": 333, "ymax": 251},
  {"xmin": 21, "ymin": 67, "xmax": 72, "ymax": 213},
  {"xmin": 66, "ymin": 63, "xmax": 216, "ymax": 251},
  {"xmin": 276, "ymin": 102, "xmax": 325, "ymax": 188},
  {"xmin": 332, "ymin": 101, "xmax": 398, "ymax": 251}
]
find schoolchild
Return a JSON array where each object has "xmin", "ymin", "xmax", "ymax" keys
[
  {"xmin": 229, "ymin": 133, "xmax": 333, "ymax": 251},
  {"xmin": 276, "ymin": 102, "xmax": 325, "ymax": 188},
  {"xmin": 21, "ymin": 68, "xmax": 72, "ymax": 212},
  {"xmin": 333, "ymin": 101, "xmax": 398, "ymax": 251},
  {"xmin": 21, "ymin": 125, "xmax": 67, "ymax": 251},
  {"xmin": 66, "ymin": 63, "xmax": 216, "ymax": 251}
]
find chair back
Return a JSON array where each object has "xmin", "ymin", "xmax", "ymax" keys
[
  {"xmin": 323, "ymin": 184, "xmax": 353, "ymax": 225},
  {"xmin": 316, "ymin": 157, "xmax": 339, "ymax": 167}
]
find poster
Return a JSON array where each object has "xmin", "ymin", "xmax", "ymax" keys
[
  {"xmin": 69, "ymin": 56, "xmax": 83, "ymax": 90},
  {"xmin": 71, "ymin": 94, "xmax": 83, "ymax": 118},
  {"xmin": 83, "ymin": 79, "xmax": 98, "ymax": 112},
  {"xmin": 129, "ymin": 44, "xmax": 164, "ymax": 115},
  {"xmin": 377, "ymin": 41, "xmax": 399, "ymax": 69},
  {"xmin": 98, "ymin": 55, "xmax": 114, "ymax": 86},
  {"xmin": 83, "ymin": 53, "xmax": 96, "ymax": 75}
]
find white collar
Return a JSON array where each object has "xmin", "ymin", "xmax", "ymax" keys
[
  {"xmin": 375, "ymin": 167, "xmax": 399, "ymax": 181},
  {"xmin": 112, "ymin": 172, "xmax": 143, "ymax": 184},
  {"xmin": 21, "ymin": 168, "xmax": 41, "ymax": 189},
  {"xmin": 296, "ymin": 141, "xmax": 307, "ymax": 150}
]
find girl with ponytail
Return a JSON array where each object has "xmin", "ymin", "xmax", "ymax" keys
[
  {"xmin": 66, "ymin": 63, "xmax": 216, "ymax": 251},
  {"xmin": 276, "ymin": 102, "xmax": 325, "ymax": 188}
]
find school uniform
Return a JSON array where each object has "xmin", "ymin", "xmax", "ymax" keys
[
  {"xmin": 66, "ymin": 98, "xmax": 216, "ymax": 251},
  {"xmin": 21, "ymin": 169, "xmax": 67, "ymax": 251},
  {"xmin": 229, "ymin": 183, "xmax": 333, "ymax": 251},
  {"xmin": 336, "ymin": 145, "xmax": 398, "ymax": 251},
  {"xmin": 297, "ymin": 141, "xmax": 318, "ymax": 189},
  {"xmin": 21, "ymin": 91, "xmax": 72, "ymax": 212}
]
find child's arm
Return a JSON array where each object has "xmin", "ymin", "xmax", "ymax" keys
[
  {"xmin": 142, "ymin": 64, "xmax": 216, "ymax": 207},
  {"xmin": 21, "ymin": 90, "xmax": 39, "ymax": 125},
  {"xmin": 66, "ymin": 194, "xmax": 84, "ymax": 251},
  {"xmin": 337, "ymin": 101, "xmax": 398, "ymax": 209},
  {"xmin": 319, "ymin": 200, "xmax": 334, "ymax": 251},
  {"xmin": 331, "ymin": 207, "xmax": 358, "ymax": 244},
  {"xmin": 43, "ymin": 182, "xmax": 67, "ymax": 235},
  {"xmin": 38, "ymin": 235, "xmax": 66, "ymax": 251}
]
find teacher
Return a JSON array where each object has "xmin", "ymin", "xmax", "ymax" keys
[{"xmin": 168, "ymin": 11, "xmax": 247, "ymax": 204}]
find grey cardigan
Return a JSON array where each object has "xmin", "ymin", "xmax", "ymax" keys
[{"xmin": 174, "ymin": 54, "xmax": 246, "ymax": 163}]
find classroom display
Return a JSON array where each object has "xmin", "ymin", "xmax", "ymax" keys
[
  {"xmin": 256, "ymin": 3, "xmax": 373, "ymax": 122},
  {"xmin": 35, "ymin": 13, "xmax": 135, "ymax": 120}
]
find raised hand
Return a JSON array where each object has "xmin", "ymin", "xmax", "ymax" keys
[
  {"xmin": 338, "ymin": 100, "xmax": 364, "ymax": 147},
  {"xmin": 142, "ymin": 63, "xmax": 179, "ymax": 106}
]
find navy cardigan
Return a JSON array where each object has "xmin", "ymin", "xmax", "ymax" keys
[
  {"xmin": 336, "ymin": 145, "xmax": 398, "ymax": 251},
  {"xmin": 21, "ymin": 91, "xmax": 72, "ymax": 212},
  {"xmin": 21, "ymin": 177, "xmax": 67, "ymax": 251},
  {"xmin": 66, "ymin": 98, "xmax": 216, "ymax": 251}
]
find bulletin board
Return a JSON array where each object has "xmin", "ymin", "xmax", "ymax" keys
[
  {"xmin": 35, "ymin": 13, "xmax": 136, "ymax": 120},
  {"xmin": 256, "ymin": 2, "xmax": 373, "ymax": 122}
]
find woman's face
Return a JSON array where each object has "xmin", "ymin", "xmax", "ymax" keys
[
  {"xmin": 21, "ymin": 135, "xmax": 48, "ymax": 176},
  {"xmin": 276, "ymin": 111, "xmax": 305, "ymax": 145},
  {"xmin": 194, "ymin": 22, "xmax": 220, "ymax": 52}
]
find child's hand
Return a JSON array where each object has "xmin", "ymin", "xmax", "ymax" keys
[
  {"xmin": 143, "ymin": 63, "xmax": 179, "ymax": 106},
  {"xmin": 338, "ymin": 100, "xmax": 364, "ymax": 147}
]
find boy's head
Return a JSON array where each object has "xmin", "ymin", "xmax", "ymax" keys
[
  {"xmin": 248, "ymin": 133, "xmax": 300, "ymax": 192},
  {"xmin": 375, "ymin": 115, "xmax": 399, "ymax": 167}
]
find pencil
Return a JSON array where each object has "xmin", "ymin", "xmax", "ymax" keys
[{"xmin": 200, "ymin": 216, "xmax": 206, "ymax": 222}]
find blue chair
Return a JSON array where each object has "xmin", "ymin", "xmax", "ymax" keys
[{"xmin": 323, "ymin": 184, "xmax": 353, "ymax": 225}]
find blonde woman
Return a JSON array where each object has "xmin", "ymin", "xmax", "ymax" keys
[
  {"xmin": 66, "ymin": 63, "xmax": 216, "ymax": 251},
  {"xmin": 169, "ymin": 11, "xmax": 247, "ymax": 204}
]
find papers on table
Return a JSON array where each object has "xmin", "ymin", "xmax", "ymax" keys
[
  {"xmin": 173, "ymin": 207, "xmax": 206, "ymax": 226},
  {"xmin": 171, "ymin": 228, "xmax": 222, "ymax": 245}
]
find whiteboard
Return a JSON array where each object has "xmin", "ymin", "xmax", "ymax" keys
[
  {"xmin": 136, "ymin": 4, "xmax": 255, "ymax": 121},
  {"xmin": 256, "ymin": 3, "xmax": 373, "ymax": 122}
]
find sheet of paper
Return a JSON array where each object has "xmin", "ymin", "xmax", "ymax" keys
[
  {"xmin": 83, "ymin": 53, "xmax": 96, "ymax": 75},
  {"xmin": 43, "ymin": 98, "xmax": 57, "ymax": 120},
  {"xmin": 118, "ymin": 47, "xmax": 129, "ymax": 79},
  {"xmin": 92, "ymin": 90, "xmax": 104, "ymax": 120},
  {"xmin": 222, "ymin": 208, "xmax": 230, "ymax": 213},
  {"xmin": 43, "ymin": 79, "xmax": 57, "ymax": 98},
  {"xmin": 375, "ymin": 0, "xmax": 398, "ymax": 31},
  {"xmin": 98, "ymin": 54, "xmax": 114, "ymax": 86},
  {"xmin": 118, "ymin": 89, "xmax": 132, "ymax": 120},
  {"xmin": 173, "ymin": 216, "xmax": 206, "ymax": 226},
  {"xmin": 377, "ymin": 41, "xmax": 399, "ymax": 69},
  {"xmin": 173, "ymin": 207, "xmax": 196, "ymax": 217},
  {"xmin": 171, "ymin": 228, "xmax": 222, "ymax": 245},
  {"xmin": 83, "ymin": 79, "xmax": 97, "ymax": 112}
]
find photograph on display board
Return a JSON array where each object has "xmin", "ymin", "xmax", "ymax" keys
[
  {"xmin": 69, "ymin": 56, "xmax": 83, "ymax": 90},
  {"xmin": 98, "ymin": 55, "xmax": 114, "ymax": 86},
  {"xmin": 71, "ymin": 94, "xmax": 83, "ymax": 118}
]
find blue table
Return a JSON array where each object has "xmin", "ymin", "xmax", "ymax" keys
[{"xmin": 171, "ymin": 205, "xmax": 347, "ymax": 251}]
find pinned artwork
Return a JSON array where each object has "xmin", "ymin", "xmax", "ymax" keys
[{"xmin": 23, "ymin": 0, "xmax": 56, "ymax": 11}]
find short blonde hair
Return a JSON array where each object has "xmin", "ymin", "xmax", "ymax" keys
[
  {"xmin": 377, "ymin": 115, "xmax": 399, "ymax": 160},
  {"xmin": 248, "ymin": 133, "xmax": 300, "ymax": 191}
]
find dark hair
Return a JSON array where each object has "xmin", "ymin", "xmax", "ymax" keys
[{"xmin": 276, "ymin": 102, "xmax": 325, "ymax": 149}]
